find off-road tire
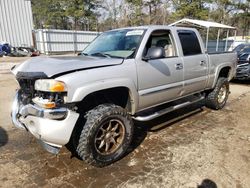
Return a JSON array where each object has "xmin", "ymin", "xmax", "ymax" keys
[
  {"xmin": 76, "ymin": 104, "xmax": 134, "ymax": 167},
  {"xmin": 205, "ymin": 77, "xmax": 229, "ymax": 110}
]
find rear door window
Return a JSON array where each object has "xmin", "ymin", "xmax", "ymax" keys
[{"xmin": 177, "ymin": 30, "xmax": 202, "ymax": 56}]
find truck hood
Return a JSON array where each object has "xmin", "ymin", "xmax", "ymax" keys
[{"xmin": 12, "ymin": 56, "xmax": 124, "ymax": 78}]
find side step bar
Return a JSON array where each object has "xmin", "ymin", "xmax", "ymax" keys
[{"xmin": 133, "ymin": 96, "xmax": 205, "ymax": 121}]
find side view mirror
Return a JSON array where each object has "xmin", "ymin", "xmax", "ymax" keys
[{"xmin": 142, "ymin": 47, "xmax": 165, "ymax": 61}]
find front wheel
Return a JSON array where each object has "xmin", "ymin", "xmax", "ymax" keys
[
  {"xmin": 75, "ymin": 104, "xmax": 134, "ymax": 167},
  {"xmin": 205, "ymin": 77, "xmax": 230, "ymax": 110}
]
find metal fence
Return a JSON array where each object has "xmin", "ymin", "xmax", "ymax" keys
[
  {"xmin": 207, "ymin": 40, "xmax": 234, "ymax": 52},
  {"xmin": 34, "ymin": 29, "xmax": 100, "ymax": 54},
  {"xmin": 34, "ymin": 29, "xmax": 248, "ymax": 54}
]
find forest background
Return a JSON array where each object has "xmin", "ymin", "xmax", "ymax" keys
[{"xmin": 31, "ymin": 0, "xmax": 250, "ymax": 38}]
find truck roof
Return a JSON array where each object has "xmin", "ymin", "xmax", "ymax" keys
[{"xmin": 110, "ymin": 25, "xmax": 197, "ymax": 32}]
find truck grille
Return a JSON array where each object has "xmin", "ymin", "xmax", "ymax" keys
[
  {"xmin": 18, "ymin": 79, "xmax": 36, "ymax": 105},
  {"xmin": 16, "ymin": 72, "xmax": 48, "ymax": 105}
]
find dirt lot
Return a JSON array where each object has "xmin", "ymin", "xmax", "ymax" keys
[{"xmin": 0, "ymin": 69, "xmax": 250, "ymax": 187}]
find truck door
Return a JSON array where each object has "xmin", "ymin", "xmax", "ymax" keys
[
  {"xmin": 177, "ymin": 30, "xmax": 208, "ymax": 95},
  {"xmin": 136, "ymin": 29, "xmax": 184, "ymax": 110}
]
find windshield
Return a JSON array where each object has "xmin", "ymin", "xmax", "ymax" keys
[
  {"xmin": 82, "ymin": 29, "xmax": 145, "ymax": 58},
  {"xmin": 233, "ymin": 44, "xmax": 250, "ymax": 54},
  {"xmin": 242, "ymin": 47, "xmax": 250, "ymax": 53},
  {"xmin": 239, "ymin": 53, "xmax": 250, "ymax": 60},
  {"xmin": 233, "ymin": 44, "xmax": 245, "ymax": 53}
]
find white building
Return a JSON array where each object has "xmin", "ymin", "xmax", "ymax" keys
[{"xmin": 0, "ymin": 0, "xmax": 33, "ymax": 47}]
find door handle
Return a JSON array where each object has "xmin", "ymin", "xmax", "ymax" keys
[
  {"xmin": 200, "ymin": 60, "xmax": 206, "ymax": 66},
  {"xmin": 175, "ymin": 63, "xmax": 183, "ymax": 70}
]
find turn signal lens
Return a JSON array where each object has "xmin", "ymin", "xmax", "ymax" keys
[
  {"xmin": 32, "ymin": 97, "xmax": 56, "ymax": 109},
  {"xmin": 50, "ymin": 82, "xmax": 65, "ymax": 92},
  {"xmin": 44, "ymin": 102, "xmax": 56, "ymax": 109}
]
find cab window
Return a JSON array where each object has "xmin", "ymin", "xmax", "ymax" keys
[
  {"xmin": 144, "ymin": 30, "xmax": 177, "ymax": 58},
  {"xmin": 177, "ymin": 30, "xmax": 202, "ymax": 56}
]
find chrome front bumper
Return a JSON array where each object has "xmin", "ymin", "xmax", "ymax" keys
[
  {"xmin": 11, "ymin": 92, "xmax": 26, "ymax": 130},
  {"xmin": 19, "ymin": 104, "xmax": 67, "ymax": 120},
  {"xmin": 11, "ymin": 91, "xmax": 79, "ymax": 148},
  {"xmin": 11, "ymin": 92, "xmax": 68, "ymax": 129}
]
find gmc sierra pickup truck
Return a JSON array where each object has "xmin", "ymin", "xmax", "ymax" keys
[{"xmin": 11, "ymin": 26, "xmax": 237, "ymax": 167}]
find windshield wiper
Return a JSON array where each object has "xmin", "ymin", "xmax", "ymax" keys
[
  {"xmin": 82, "ymin": 52, "xmax": 89, "ymax": 56},
  {"xmin": 78, "ymin": 52, "xmax": 89, "ymax": 56},
  {"xmin": 90, "ymin": 52, "xmax": 124, "ymax": 59},
  {"xmin": 90, "ymin": 52, "xmax": 111, "ymax": 58}
]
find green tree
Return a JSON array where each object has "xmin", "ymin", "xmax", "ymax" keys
[
  {"xmin": 209, "ymin": 0, "xmax": 236, "ymax": 24},
  {"xmin": 32, "ymin": 0, "xmax": 69, "ymax": 29},
  {"xmin": 32, "ymin": 0, "xmax": 100, "ymax": 30},
  {"xmin": 171, "ymin": 0, "xmax": 210, "ymax": 20},
  {"xmin": 126, "ymin": 0, "xmax": 144, "ymax": 25},
  {"xmin": 62, "ymin": 0, "xmax": 101, "ymax": 30},
  {"xmin": 209, "ymin": 0, "xmax": 249, "ymax": 37},
  {"xmin": 235, "ymin": 0, "xmax": 250, "ymax": 37},
  {"xmin": 31, "ymin": 0, "xmax": 249, "ymax": 37}
]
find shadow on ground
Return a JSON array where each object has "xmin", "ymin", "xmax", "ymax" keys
[
  {"xmin": 198, "ymin": 179, "xmax": 217, "ymax": 188},
  {"xmin": 66, "ymin": 98, "xmax": 204, "ymax": 166},
  {"xmin": 0, "ymin": 127, "xmax": 8, "ymax": 147},
  {"xmin": 127, "ymin": 102, "xmax": 204, "ymax": 156},
  {"xmin": 66, "ymin": 101, "xmax": 205, "ymax": 164},
  {"xmin": 231, "ymin": 79, "xmax": 250, "ymax": 85}
]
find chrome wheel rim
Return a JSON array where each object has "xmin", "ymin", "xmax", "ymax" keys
[
  {"xmin": 218, "ymin": 85, "xmax": 227, "ymax": 104},
  {"xmin": 94, "ymin": 119, "xmax": 125, "ymax": 155}
]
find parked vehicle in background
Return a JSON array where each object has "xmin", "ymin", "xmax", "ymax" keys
[
  {"xmin": 10, "ymin": 47, "xmax": 40, "ymax": 57},
  {"xmin": 233, "ymin": 43, "xmax": 250, "ymax": 80},
  {"xmin": 0, "ymin": 42, "xmax": 40, "ymax": 57},
  {"xmin": 0, "ymin": 43, "xmax": 11, "ymax": 57},
  {"xmin": 233, "ymin": 43, "xmax": 250, "ymax": 55},
  {"xmin": 228, "ymin": 37, "xmax": 250, "ymax": 51},
  {"xmin": 11, "ymin": 26, "xmax": 237, "ymax": 167}
]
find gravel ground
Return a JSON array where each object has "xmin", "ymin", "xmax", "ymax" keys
[
  {"xmin": 0, "ymin": 57, "xmax": 30, "ymax": 73},
  {"xmin": 0, "ymin": 67, "xmax": 250, "ymax": 187}
]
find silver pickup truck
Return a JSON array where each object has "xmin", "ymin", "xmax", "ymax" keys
[{"xmin": 11, "ymin": 26, "xmax": 237, "ymax": 167}]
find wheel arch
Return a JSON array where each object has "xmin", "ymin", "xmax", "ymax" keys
[
  {"xmin": 212, "ymin": 65, "xmax": 233, "ymax": 88},
  {"xmin": 72, "ymin": 79, "xmax": 139, "ymax": 114}
]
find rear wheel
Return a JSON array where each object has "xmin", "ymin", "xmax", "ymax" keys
[
  {"xmin": 205, "ymin": 77, "xmax": 229, "ymax": 110},
  {"xmin": 75, "ymin": 104, "xmax": 134, "ymax": 167}
]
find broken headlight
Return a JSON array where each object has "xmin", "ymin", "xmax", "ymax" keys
[
  {"xmin": 33, "ymin": 79, "xmax": 67, "ymax": 109},
  {"xmin": 35, "ymin": 79, "xmax": 67, "ymax": 92}
]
